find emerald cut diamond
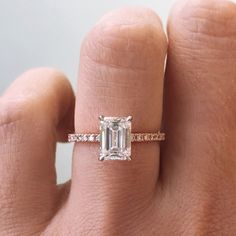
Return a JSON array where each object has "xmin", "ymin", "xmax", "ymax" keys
[{"xmin": 99, "ymin": 116, "xmax": 132, "ymax": 161}]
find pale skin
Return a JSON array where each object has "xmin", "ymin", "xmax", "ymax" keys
[{"xmin": 1, "ymin": 0, "xmax": 236, "ymax": 235}]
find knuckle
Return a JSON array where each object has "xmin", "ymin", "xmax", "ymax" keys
[
  {"xmin": 0, "ymin": 98, "xmax": 26, "ymax": 132},
  {"xmin": 1, "ymin": 67, "xmax": 73, "ymax": 133},
  {"xmin": 21, "ymin": 67, "xmax": 66, "ymax": 80},
  {"xmin": 81, "ymin": 7, "xmax": 166, "ymax": 72},
  {"xmin": 0, "ymin": 98, "xmax": 30, "ymax": 149},
  {"xmin": 16, "ymin": 67, "xmax": 71, "ymax": 97},
  {"xmin": 0, "ymin": 96, "xmax": 40, "ymax": 144},
  {"xmin": 170, "ymin": 0, "xmax": 236, "ymax": 49}
]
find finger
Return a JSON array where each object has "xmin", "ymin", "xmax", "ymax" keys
[
  {"xmin": 0, "ymin": 68, "xmax": 74, "ymax": 231},
  {"xmin": 68, "ymin": 6, "xmax": 167, "ymax": 227},
  {"xmin": 162, "ymin": 0, "xmax": 236, "ymax": 229},
  {"xmin": 2, "ymin": 69, "xmax": 74, "ymax": 143}
]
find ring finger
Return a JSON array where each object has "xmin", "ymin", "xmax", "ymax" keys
[{"xmin": 67, "ymin": 7, "xmax": 167, "ymax": 233}]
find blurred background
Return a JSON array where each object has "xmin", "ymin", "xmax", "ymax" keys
[{"xmin": 0, "ymin": 0, "xmax": 175, "ymax": 183}]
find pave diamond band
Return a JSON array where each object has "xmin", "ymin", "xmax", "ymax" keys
[
  {"xmin": 68, "ymin": 116, "xmax": 165, "ymax": 161},
  {"xmin": 131, "ymin": 132, "xmax": 165, "ymax": 142},
  {"xmin": 68, "ymin": 134, "xmax": 100, "ymax": 142},
  {"xmin": 68, "ymin": 132, "xmax": 165, "ymax": 143}
]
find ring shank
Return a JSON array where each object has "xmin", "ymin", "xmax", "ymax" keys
[{"xmin": 68, "ymin": 132, "xmax": 165, "ymax": 143}]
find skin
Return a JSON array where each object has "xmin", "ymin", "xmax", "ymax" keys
[{"xmin": 1, "ymin": 0, "xmax": 236, "ymax": 235}]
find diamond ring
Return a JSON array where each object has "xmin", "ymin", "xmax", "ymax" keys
[{"xmin": 68, "ymin": 116, "xmax": 165, "ymax": 161}]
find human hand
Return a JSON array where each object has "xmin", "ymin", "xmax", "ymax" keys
[{"xmin": 1, "ymin": 0, "xmax": 236, "ymax": 235}]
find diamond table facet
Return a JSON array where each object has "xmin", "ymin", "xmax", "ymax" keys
[{"xmin": 99, "ymin": 116, "xmax": 132, "ymax": 161}]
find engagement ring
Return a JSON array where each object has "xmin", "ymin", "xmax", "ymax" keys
[{"xmin": 68, "ymin": 116, "xmax": 165, "ymax": 161}]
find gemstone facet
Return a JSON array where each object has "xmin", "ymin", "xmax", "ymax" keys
[{"xmin": 99, "ymin": 116, "xmax": 132, "ymax": 161}]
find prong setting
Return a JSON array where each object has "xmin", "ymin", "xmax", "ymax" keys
[
  {"xmin": 126, "ymin": 116, "xmax": 133, "ymax": 121},
  {"xmin": 99, "ymin": 115, "xmax": 105, "ymax": 121}
]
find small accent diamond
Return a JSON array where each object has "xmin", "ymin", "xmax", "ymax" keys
[{"xmin": 88, "ymin": 135, "xmax": 95, "ymax": 142}]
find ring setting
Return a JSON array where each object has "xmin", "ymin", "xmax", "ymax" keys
[{"xmin": 68, "ymin": 116, "xmax": 165, "ymax": 161}]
